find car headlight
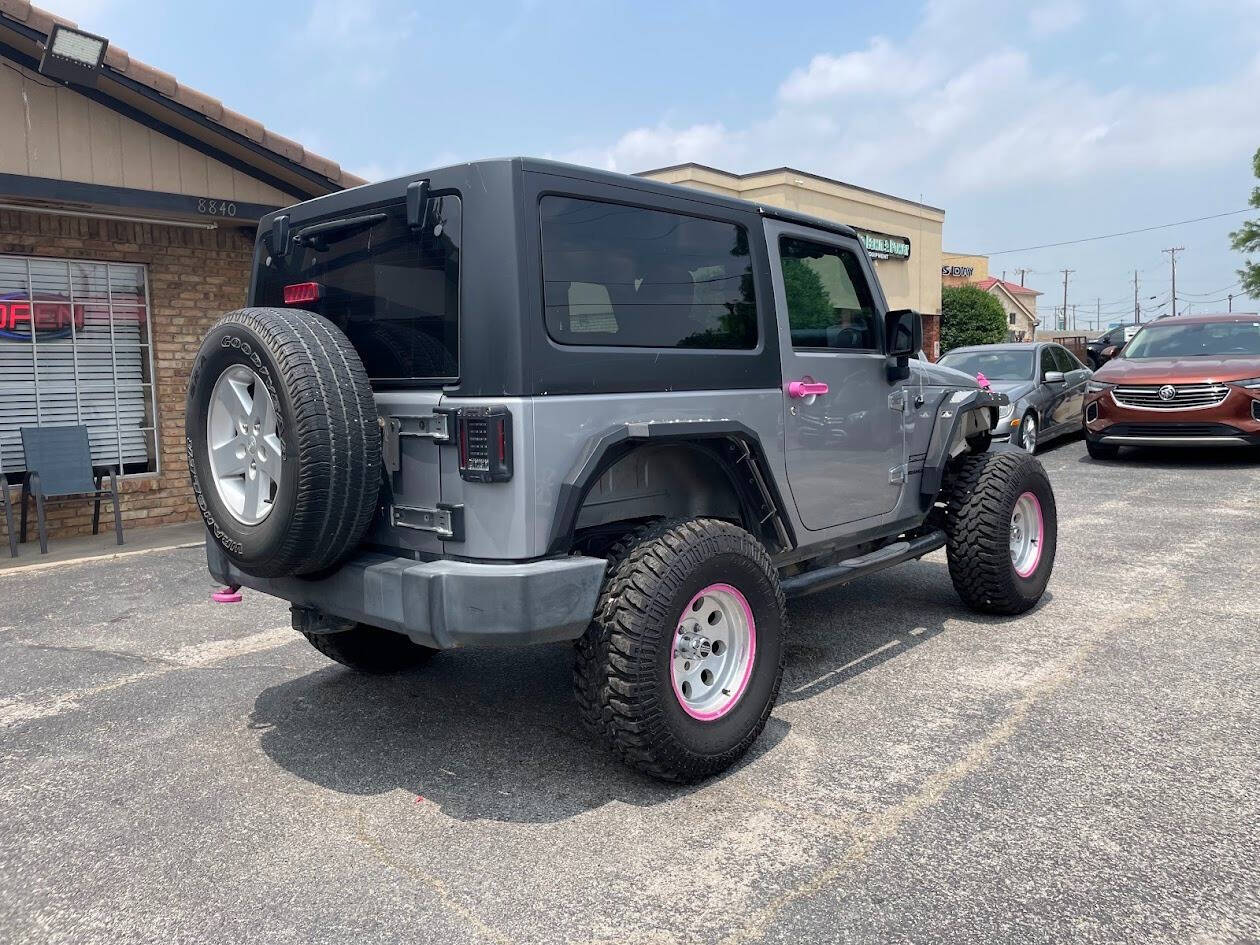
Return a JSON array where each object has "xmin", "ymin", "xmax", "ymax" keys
[
  {"xmin": 1086, "ymin": 380, "xmax": 1114, "ymax": 393},
  {"xmin": 1228, "ymin": 377, "xmax": 1260, "ymax": 389},
  {"xmin": 998, "ymin": 402, "xmax": 1015, "ymax": 420}
]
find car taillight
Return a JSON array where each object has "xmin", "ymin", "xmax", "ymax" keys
[
  {"xmin": 283, "ymin": 281, "xmax": 321, "ymax": 305},
  {"xmin": 455, "ymin": 406, "xmax": 513, "ymax": 482}
]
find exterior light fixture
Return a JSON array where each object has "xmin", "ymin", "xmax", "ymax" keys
[{"xmin": 38, "ymin": 24, "xmax": 109, "ymax": 88}]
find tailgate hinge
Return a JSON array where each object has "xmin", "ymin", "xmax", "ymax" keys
[
  {"xmin": 390, "ymin": 503, "xmax": 464, "ymax": 541},
  {"xmin": 380, "ymin": 412, "xmax": 452, "ymax": 473}
]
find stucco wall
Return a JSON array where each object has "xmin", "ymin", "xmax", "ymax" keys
[{"xmin": 641, "ymin": 166, "xmax": 944, "ymax": 315}]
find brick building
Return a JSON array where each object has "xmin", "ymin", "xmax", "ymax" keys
[{"xmin": 0, "ymin": 3, "xmax": 360, "ymax": 544}]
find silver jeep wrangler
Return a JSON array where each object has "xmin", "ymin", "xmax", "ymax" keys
[{"xmin": 186, "ymin": 158, "xmax": 1055, "ymax": 783}]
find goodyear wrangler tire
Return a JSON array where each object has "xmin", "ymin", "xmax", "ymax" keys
[
  {"xmin": 573, "ymin": 518, "xmax": 786, "ymax": 784},
  {"xmin": 943, "ymin": 450, "xmax": 1057, "ymax": 615},
  {"xmin": 185, "ymin": 307, "xmax": 380, "ymax": 578}
]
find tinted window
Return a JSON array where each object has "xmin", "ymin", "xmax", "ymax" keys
[
  {"xmin": 779, "ymin": 237, "xmax": 879, "ymax": 350},
  {"xmin": 255, "ymin": 196, "xmax": 460, "ymax": 381},
  {"xmin": 1039, "ymin": 347, "xmax": 1057, "ymax": 377},
  {"xmin": 540, "ymin": 196, "xmax": 756, "ymax": 349},
  {"xmin": 1052, "ymin": 346, "xmax": 1078, "ymax": 372},
  {"xmin": 938, "ymin": 349, "xmax": 1034, "ymax": 380},
  {"xmin": 1123, "ymin": 319, "xmax": 1260, "ymax": 358}
]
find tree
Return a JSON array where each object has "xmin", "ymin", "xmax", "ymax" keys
[
  {"xmin": 780, "ymin": 258, "xmax": 833, "ymax": 328},
  {"xmin": 940, "ymin": 284, "xmax": 1007, "ymax": 353},
  {"xmin": 1230, "ymin": 146, "xmax": 1260, "ymax": 298}
]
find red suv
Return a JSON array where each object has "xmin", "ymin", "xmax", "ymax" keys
[{"xmin": 1084, "ymin": 314, "xmax": 1260, "ymax": 458}]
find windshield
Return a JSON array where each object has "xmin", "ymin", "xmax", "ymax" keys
[
  {"xmin": 254, "ymin": 195, "xmax": 461, "ymax": 382},
  {"xmin": 938, "ymin": 349, "xmax": 1035, "ymax": 381},
  {"xmin": 1122, "ymin": 320, "xmax": 1260, "ymax": 359}
]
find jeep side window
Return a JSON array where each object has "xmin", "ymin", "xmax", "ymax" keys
[
  {"xmin": 540, "ymin": 196, "xmax": 757, "ymax": 349},
  {"xmin": 778, "ymin": 236, "xmax": 879, "ymax": 350}
]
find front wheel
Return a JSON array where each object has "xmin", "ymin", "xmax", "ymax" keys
[
  {"xmin": 1086, "ymin": 438, "xmax": 1120, "ymax": 460},
  {"xmin": 943, "ymin": 451, "xmax": 1057, "ymax": 615},
  {"xmin": 573, "ymin": 519, "xmax": 786, "ymax": 783},
  {"xmin": 1019, "ymin": 412, "xmax": 1039, "ymax": 453}
]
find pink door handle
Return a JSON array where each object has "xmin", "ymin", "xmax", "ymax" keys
[{"xmin": 787, "ymin": 379, "xmax": 829, "ymax": 398}]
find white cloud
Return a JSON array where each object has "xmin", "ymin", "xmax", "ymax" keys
[
  {"xmin": 1027, "ymin": 0, "xmax": 1087, "ymax": 37},
  {"xmin": 562, "ymin": 0, "xmax": 1260, "ymax": 200},
  {"xmin": 778, "ymin": 39, "xmax": 939, "ymax": 104},
  {"xmin": 299, "ymin": 0, "xmax": 416, "ymax": 88}
]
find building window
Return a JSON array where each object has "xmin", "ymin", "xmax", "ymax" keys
[
  {"xmin": 540, "ymin": 195, "xmax": 757, "ymax": 349},
  {"xmin": 1009, "ymin": 313, "xmax": 1016, "ymax": 326},
  {"xmin": 0, "ymin": 255, "xmax": 157, "ymax": 477}
]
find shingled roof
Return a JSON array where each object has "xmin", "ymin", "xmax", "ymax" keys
[{"xmin": 0, "ymin": 1, "xmax": 365, "ymax": 194}]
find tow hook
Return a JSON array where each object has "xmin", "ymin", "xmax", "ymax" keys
[{"xmin": 211, "ymin": 585, "xmax": 242, "ymax": 604}]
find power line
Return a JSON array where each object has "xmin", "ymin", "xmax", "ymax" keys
[{"xmin": 983, "ymin": 209, "xmax": 1250, "ymax": 256}]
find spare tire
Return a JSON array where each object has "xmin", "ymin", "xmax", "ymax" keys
[{"xmin": 185, "ymin": 307, "xmax": 381, "ymax": 577}]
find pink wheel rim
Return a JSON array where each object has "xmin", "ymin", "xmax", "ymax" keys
[
  {"xmin": 1011, "ymin": 491, "xmax": 1044, "ymax": 578},
  {"xmin": 670, "ymin": 583, "xmax": 757, "ymax": 721}
]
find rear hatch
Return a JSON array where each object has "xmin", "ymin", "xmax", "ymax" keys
[{"xmin": 251, "ymin": 192, "xmax": 462, "ymax": 557}]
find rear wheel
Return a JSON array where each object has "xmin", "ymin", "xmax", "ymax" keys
[
  {"xmin": 302, "ymin": 624, "xmax": 437, "ymax": 674},
  {"xmin": 573, "ymin": 518, "xmax": 786, "ymax": 783},
  {"xmin": 944, "ymin": 451, "xmax": 1057, "ymax": 615}
]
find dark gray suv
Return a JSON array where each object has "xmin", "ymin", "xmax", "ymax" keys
[{"xmin": 186, "ymin": 159, "xmax": 1057, "ymax": 782}]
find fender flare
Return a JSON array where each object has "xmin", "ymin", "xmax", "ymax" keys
[
  {"xmin": 918, "ymin": 389, "xmax": 1007, "ymax": 508},
  {"xmin": 545, "ymin": 420, "xmax": 796, "ymax": 555}
]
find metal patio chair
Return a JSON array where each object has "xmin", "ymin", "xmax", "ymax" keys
[
  {"xmin": 0, "ymin": 448, "xmax": 16, "ymax": 558},
  {"xmin": 19, "ymin": 425, "xmax": 124, "ymax": 555}
]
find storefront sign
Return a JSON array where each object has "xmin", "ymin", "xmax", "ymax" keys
[
  {"xmin": 857, "ymin": 229, "xmax": 911, "ymax": 261},
  {"xmin": 0, "ymin": 294, "xmax": 84, "ymax": 341},
  {"xmin": 942, "ymin": 265, "xmax": 974, "ymax": 277}
]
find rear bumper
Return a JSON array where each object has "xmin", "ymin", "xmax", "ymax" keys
[{"xmin": 207, "ymin": 541, "xmax": 606, "ymax": 649}]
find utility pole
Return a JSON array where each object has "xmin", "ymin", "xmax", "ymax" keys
[
  {"xmin": 1060, "ymin": 269, "xmax": 1073, "ymax": 332},
  {"xmin": 1071, "ymin": 304, "xmax": 1078, "ymax": 332},
  {"xmin": 1163, "ymin": 247, "xmax": 1184, "ymax": 317},
  {"xmin": 1096, "ymin": 297, "xmax": 1101, "ymax": 332},
  {"xmin": 1014, "ymin": 267, "xmax": 1031, "ymax": 286},
  {"xmin": 1133, "ymin": 270, "xmax": 1141, "ymax": 324}
]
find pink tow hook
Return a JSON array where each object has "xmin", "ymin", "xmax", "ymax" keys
[{"xmin": 212, "ymin": 585, "xmax": 242, "ymax": 604}]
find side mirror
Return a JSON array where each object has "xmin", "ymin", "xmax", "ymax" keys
[
  {"xmin": 884, "ymin": 309, "xmax": 922, "ymax": 381},
  {"xmin": 1043, "ymin": 370, "xmax": 1065, "ymax": 384},
  {"xmin": 1100, "ymin": 345, "xmax": 1120, "ymax": 362}
]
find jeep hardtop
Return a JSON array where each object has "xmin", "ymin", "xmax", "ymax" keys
[{"xmin": 187, "ymin": 158, "xmax": 1056, "ymax": 782}]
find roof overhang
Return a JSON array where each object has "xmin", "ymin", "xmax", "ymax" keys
[{"xmin": 0, "ymin": 11, "xmax": 355, "ymax": 203}]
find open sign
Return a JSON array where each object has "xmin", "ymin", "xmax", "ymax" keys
[{"xmin": 0, "ymin": 293, "xmax": 86, "ymax": 341}]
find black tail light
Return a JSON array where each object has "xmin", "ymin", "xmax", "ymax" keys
[{"xmin": 456, "ymin": 406, "xmax": 513, "ymax": 482}]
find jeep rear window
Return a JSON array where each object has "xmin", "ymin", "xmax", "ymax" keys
[
  {"xmin": 540, "ymin": 196, "xmax": 757, "ymax": 349},
  {"xmin": 255, "ymin": 195, "xmax": 460, "ymax": 382}
]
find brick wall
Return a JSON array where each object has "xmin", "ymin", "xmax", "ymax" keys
[
  {"xmin": 921, "ymin": 311, "xmax": 941, "ymax": 361},
  {"xmin": 0, "ymin": 208, "xmax": 253, "ymax": 541}
]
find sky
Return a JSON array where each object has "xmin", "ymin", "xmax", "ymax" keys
[{"xmin": 51, "ymin": 0, "xmax": 1260, "ymax": 328}]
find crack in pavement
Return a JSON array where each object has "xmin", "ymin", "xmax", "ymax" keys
[{"xmin": 0, "ymin": 627, "xmax": 296, "ymax": 730}]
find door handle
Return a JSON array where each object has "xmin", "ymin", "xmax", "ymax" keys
[{"xmin": 787, "ymin": 379, "xmax": 829, "ymax": 398}]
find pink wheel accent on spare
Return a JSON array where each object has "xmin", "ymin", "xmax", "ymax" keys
[
  {"xmin": 1013, "ymin": 491, "xmax": 1044, "ymax": 578},
  {"xmin": 212, "ymin": 586, "xmax": 242, "ymax": 603},
  {"xmin": 670, "ymin": 582, "xmax": 757, "ymax": 721}
]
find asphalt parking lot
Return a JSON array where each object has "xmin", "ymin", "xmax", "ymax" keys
[{"xmin": 2, "ymin": 437, "xmax": 1258, "ymax": 945}]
